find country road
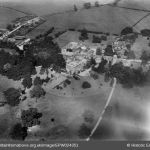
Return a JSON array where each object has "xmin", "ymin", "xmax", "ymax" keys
[{"xmin": 86, "ymin": 77, "xmax": 117, "ymax": 141}]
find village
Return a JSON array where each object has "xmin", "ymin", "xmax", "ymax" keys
[
  {"xmin": 60, "ymin": 36, "xmax": 149, "ymax": 77},
  {"xmin": 0, "ymin": 15, "xmax": 45, "ymax": 50}
]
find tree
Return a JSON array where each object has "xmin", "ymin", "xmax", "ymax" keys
[
  {"xmin": 79, "ymin": 28, "xmax": 89, "ymax": 41},
  {"xmin": 30, "ymin": 85, "xmax": 46, "ymax": 98},
  {"xmin": 21, "ymin": 108, "xmax": 42, "ymax": 127},
  {"xmin": 95, "ymin": 1, "xmax": 99, "ymax": 7},
  {"xmin": 104, "ymin": 45, "xmax": 114, "ymax": 56},
  {"xmin": 140, "ymin": 51, "xmax": 150, "ymax": 64},
  {"xmin": 4, "ymin": 88, "xmax": 21, "ymax": 106},
  {"xmin": 22, "ymin": 75, "xmax": 32, "ymax": 89},
  {"xmin": 96, "ymin": 48, "xmax": 102, "ymax": 55},
  {"xmin": 83, "ymin": 2, "xmax": 91, "ymax": 9},
  {"xmin": 101, "ymin": 35, "xmax": 107, "ymax": 41},
  {"xmin": 74, "ymin": 4, "xmax": 78, "ymax": 11},
  {"xmin": 33, "ymin": 76, "xmax": 43, "ymax": 86},
  {"xmin": 90, "ymin": 71, "xmax": 99, "ymax": 80},
  {"xmin": 121, "ymin": 27, "xmax": 133, "ymax": 35},
  {"xmin": 141, "ymin": 29, "xmax": 150, "ymax": 37},
  {"xmin": 92, "ymin": 58, "xmax": 107, "ymax": 73},
  {"xmin": 109, "ymin": 62, "xmax": 147, "ymax": 88},
  {"xmin": 9, "ymin": 123, "xmax": 27, "ymax": 140},
  {"xmin": 92, "ymin": 35, "xmax": 101, "ymax": 43},
  {"xmin": 82, "ymin": 81, "xmax": 91, "ymax": 89},
  {"xmin": 84, "ymin": 57, "xmax": 96, "ymax": 69},
  {"xmin": 6, "ymin": 24, "xmax": 13, "ymax": 31}
]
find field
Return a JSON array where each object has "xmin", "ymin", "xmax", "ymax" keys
[
  {"xmin": 27, "ymin": 5, "xmax": 148, "ymax": 38},
  {"xmin": 95, "ymin": 83, "xmax": 150, "ymax": 140},
  {"xmin": 20, "ymin": 74, "xmax": 113, "ymax": 140},
  {"xmin": 0, "ymin": 7, "xmax": 26, "ymax": 28}
]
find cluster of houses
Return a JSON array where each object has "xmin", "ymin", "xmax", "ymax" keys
[
  {"xmin": 61, "ymin": 36, "xmax": 144, "ymax": 75},
  {"xmin": 0, "ymin": 16, "xmax": 44, "ymax": 50},
  {"xmin": 61, "ymin": 42, "xmax": 109, "ymax": 75},
  {"xmin": 112, "ymin": 38, "xmax": 128, "ymax": 58}
]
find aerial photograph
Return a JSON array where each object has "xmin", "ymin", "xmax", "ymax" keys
[{"xmin": 1, "ymin": 0, "xmax": 150, "ymax": 144}]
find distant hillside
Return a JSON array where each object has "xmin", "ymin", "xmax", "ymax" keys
[
  {"xmin": 118, "ymin": 0, "xmax": 150, "ymax": 10},
  {"xmin": 27, "ymin": 5, "xmax": 148, "ymax": 38},
  {"xmin": 0, "ymin": 7, "xmax": 26, "ymax": 28},
  {"xmin": 117, "ymin": 0, "xmax": 150, "ymax": 30}
]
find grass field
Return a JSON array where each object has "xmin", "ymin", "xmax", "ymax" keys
[
  {"xmin": 0, "ymin": 7, "xmax": 26, "ymax": 28},
  {"xmin": 27, "ymin": 5, "xmax": 148, "ymax": 38},
  {"xmin": 94, "ymin": 84, "xmax": 150, "ymax": 140}
]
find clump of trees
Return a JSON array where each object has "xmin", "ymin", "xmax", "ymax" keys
[
  {"xmin": 85, "ymin": 57, "xmax": 96, "ymax": 69},
  {"xmin": 6, "ymin": 24, "xmax": 14, "ymax": 31},
  {"xmin": 101, "ymin": 35, "xmax": 107, "ymax": 41},
  {"xmin": 96, "ymin": 48, "xmax": 102, "ymax": 55},
  {"xmin": 43, "ymin": 27, "xmax": 54, "ymax": 37},
  {"xmin": 27, "ymin": 36, "xmax": 66, "ymax": 69},
  {"xmin": 95, "ymin": 1, "xmax": 100, "ymax": 7},
  {"xmin": 74, "ymin": 4, "xmax": 78, "ymax": 11},
  {"xmin": 0, "ymin": 47, "xmax": 36, "ymax": 81},
  {"xmin": 104, "ymin": 45, "xmax": 114, "ymax": 56},
  {"xmin": 83, "ymin": 2, "xmax": 91, "ymax": 9},
  {"xmin": 21, "ymin": 108, "xmax": 42, "ymax": 127},
  {"xmin": 82, "ymin": 81, "xmax": 91, "ymax": 89},
  {"xmin": 33, "ymin": 76, "xmax": 43, "ymax": 86},
  {"xmin": 9, "ymin": 123, "xmax": 27, "ymax": 140},
  {"xmin": 121, "ymin": 27, "xmax": 133, "ymax": 35},
  {"xmin": 92, "ymin": 58, "xmax": 108, "ymax": 73},
  {"xmin": 140, "ymin": 50, "xmax": 150, "ymax": 64},
  {"xmin": 0, "ymin": 30, "xmax": 66, "ymax": 81},
  {"xmin": 141, "ymin": 29, "xmax": 150, "ymax": 37},
  {"xmin": 79, "ymin": 28, "xmax": 89, "ymax": 41},
  {"xmin": 4, "ymin": 88, "xmax": 21, "ymax": 107},
  {"xmin": 109, "ymin": 62, "xmax": 147, "ymax": 88},
  {"xmin": 90, "ymin": 71, "xmax": 99, "ymax": 80},
  {"xmin": 92, "ymin": 35, "xmax": 101, "ymax": 43},
  {"xmin": 22, "ymin": 75, "xmax": 32, "ymax": 89},
  {"xmin": 30, "ymin": 85, "xmax": 46, "ymax": 98}
]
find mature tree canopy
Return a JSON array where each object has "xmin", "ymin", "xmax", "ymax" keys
[
  {"xmin": 74, "ymin": 4, "xmax": 78, "ymax": 11},
  {"xmin": 141, "ymin": 29, "xmax": 150, "ymax": 37},
  {"xmin": 22, "ymin": 75, "xmax": 32, "ymax": 89},
  {"xmin": 83, "ymin": 2, "xmax": 91, "ymax": 9},
  {"xmin": 109, "ymin": 62, "xmax": 147, "ymax": 88},
  {"xmin": 95, "ymin": 1, "xmax": 100, "ymax": 7},
  {"xmin": 21, "ymin": 108, "xmax": 42, "ymax": 127},
  {"xmin": 104, "ymin": 45, "xmax": 114, "ymax": 56},
  {"xmin": 4, "ymin": 88, "xmax": 21, "ymax": 106},
  {"xmin": 82, "ymin": 81, "xmax": 91, "ymax": 89},
  {"xmin": 9, "ymin": 123, "xmax": 27, "ymax": 140},
  {"xmin": 92, "ymin": 58, "xmax": 107, "ymax": 73},
  {"xmin": 30, "ymin": 85, "xmax": 46, "ymax": 98},
  {"xmin": 121, "ymin": 27, "xmax": 133, "ymax": 35},
  {"xmin": 33, "ymin": 76, "xmax": 43, "ymax": 86},
  {"xmin": 79, "ymin": 28, "xmax": 89, "ymax": 41},
  {"xmin": 140, "ymin": 51, "xmax": 150, "ymax": 64},
  {"xmin": 92, "ymin": 35, "xmax": 101, "ymax": 43}
]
